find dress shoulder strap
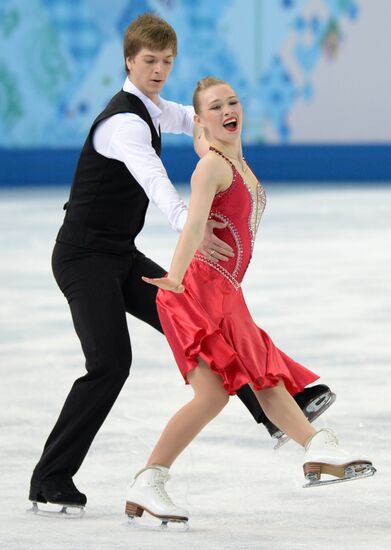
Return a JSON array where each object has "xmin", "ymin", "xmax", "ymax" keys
[{"xmin": 209, "ymin": 146, "xmax": 235, "ymax": 170}]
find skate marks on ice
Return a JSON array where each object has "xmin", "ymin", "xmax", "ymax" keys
[
  {"xmin": 1, "ymin": 185, "xmax": 391, "ymax": 550},
  {"xmin": 27, "ymin": 501, "xmax": 85, "ymax": 519},
  {"xmin": 127, "ymin": 515, "xmax": 189, "ymax": 532}
]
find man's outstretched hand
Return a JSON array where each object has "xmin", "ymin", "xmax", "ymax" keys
[{"xmin": 142, "ymin": 276, "xmax": 185, "ymax": 293}]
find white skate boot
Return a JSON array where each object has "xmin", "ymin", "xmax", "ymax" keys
[
  {"xmin": 125, "ymin": 465, "xmax": 189, "ymax": 530},
  {"xmin": 303, "ymin": 429, "xmax": 376, "ymax": 488}
]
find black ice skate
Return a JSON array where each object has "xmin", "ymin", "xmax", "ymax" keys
[
  {"xmin": 302, "ymin": 429, "xmax": 376, "ymax": 488},
  {"xmin": 265, "ymin": 384, "xmax": 336, "ymax": 450},
  {"xmin": 28, "ymin": 477, "xmax": 86, "ymax": 518}
]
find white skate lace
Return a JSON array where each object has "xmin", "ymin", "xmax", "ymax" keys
[
  {"xmin": 321, "ymin": 429, "xmax": 339, "ymax": 446},
  {"xmin": 153, "ymin": 471, "xmax": 175, "ymax": 507}
]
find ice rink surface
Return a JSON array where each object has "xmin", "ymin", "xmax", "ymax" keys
[{"xmin": 0, "ymin": 183, "xmax": 390, "ymax": 549}]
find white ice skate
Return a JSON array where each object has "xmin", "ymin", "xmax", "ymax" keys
[
  {"xmin": 303, "ymin": 429, "xmax": 376, "ymax": 488},
  {"xmin": 125, "ymin": 465, "xmax": 189, "ymax": 531}
]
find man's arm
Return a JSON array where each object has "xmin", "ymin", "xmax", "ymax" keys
[
  {"xmin": 159, "ymin": 98, "xmax": 209, "ymax": 158},
  {"xmin": 158, "ymin": 98, "xmax": 194, "ymax": 136},
  {"xmin": 93, "ymin": 114, "xmax": 187, "ymax": 233},
  {"xmin": 93, "ymin": 112, "xmax": 234, "ymax": 260}
]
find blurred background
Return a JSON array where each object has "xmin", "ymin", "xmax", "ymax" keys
[{"xmin": 0, "ymin": 0, "xmax": 390, "ymax": 185}]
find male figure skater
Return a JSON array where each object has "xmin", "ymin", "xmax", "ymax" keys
[{"xmin": 29, "ymin": 13, "xmax": 334, "ymax": 514}]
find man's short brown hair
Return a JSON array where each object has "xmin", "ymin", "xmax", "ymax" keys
[{"xmin": 123, "ymin": 13, "xmax": 177, "ymax": 72}]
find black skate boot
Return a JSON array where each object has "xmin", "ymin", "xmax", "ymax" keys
[
  {"xmin": 28, "ymin": 477, "xmax": 87, "ymax": 518},
  {"xmin": 265, "ymin": 384, "xmax": 336, "ymax": 449}
]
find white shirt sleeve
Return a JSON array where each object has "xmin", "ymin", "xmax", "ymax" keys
[
  {"xmin": 159, "ymin": 98, "xmax": 195, "ymax": 136},
  {"xmin": 93, "ymin": 113, "xmax": 188, "ymax": 233}
]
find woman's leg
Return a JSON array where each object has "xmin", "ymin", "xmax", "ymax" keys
[
  {"xmin": 253, "ymin": 379, "xmax": 316, "ymax": 446},
  {"xmin": 146, "ymin": 359, "xmax": 229, "ymax": 468}
]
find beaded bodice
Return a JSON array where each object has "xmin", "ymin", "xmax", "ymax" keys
[{"xmin": 194, "ymin": 147, "xmax": 266, "ymax": 289}]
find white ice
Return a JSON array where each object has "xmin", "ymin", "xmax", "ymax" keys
[{"xmin": 0, "ymin": 184, "xmax": 390, "ymax": 550}]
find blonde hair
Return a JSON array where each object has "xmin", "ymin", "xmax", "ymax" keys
[
  {"xmin": 123, "ymin": 13, "xmax": 177, "ymax": 73},
  {"xmin": 192, "ymin": 76, "xmax": 228, "ymax": 114}
]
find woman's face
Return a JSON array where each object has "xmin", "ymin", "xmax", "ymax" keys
[{"xmin": 195, "ymin": 84, "xmax": 242, "ymax": 144}]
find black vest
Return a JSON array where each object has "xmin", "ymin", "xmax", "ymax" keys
[{"xmin": 56, "ymin": 90, "xmax": 161, "ymax": 254}]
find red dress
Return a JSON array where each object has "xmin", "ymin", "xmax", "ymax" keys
[{"xmin": 156, "ymin": 148, "xmax": 319, "ymax": 395}]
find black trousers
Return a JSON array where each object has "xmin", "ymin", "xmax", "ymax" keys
[{"xmin": 32, "ymin": 242, "xmax": 265, "ymax": 482}]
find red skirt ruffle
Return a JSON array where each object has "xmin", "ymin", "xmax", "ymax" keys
[{"xmin": 156, "ymin": 260, "xmax": 319, "ymax": 396}]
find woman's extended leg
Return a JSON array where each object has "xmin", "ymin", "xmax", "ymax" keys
[
  {"xmin": 125, "ymin": 360, "xmax": 228, "ymax": 522},
  {"xmin": 146, "ymin": 359, "xmax": 229, "ymax": 468},
  {"xmin": 253, "ymin": 379, "xmax": 316, "ymax": 446},
  {"xmin": 253, "ymin": 379, "xmax": 375, "ymax": 487}
]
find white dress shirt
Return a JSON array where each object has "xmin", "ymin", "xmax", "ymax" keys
[{"xmin": 93, "ymin": 78, "xmax": 194, "ymax": 232}]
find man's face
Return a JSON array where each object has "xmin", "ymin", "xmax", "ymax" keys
[{"xmin": 126, "ymin": 48, "xmax": 174, "ymax": 99}]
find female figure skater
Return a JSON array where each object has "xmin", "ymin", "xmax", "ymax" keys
[{"xmin": 125, "ymin": 77, "xmax": 375, "ymax": 527}]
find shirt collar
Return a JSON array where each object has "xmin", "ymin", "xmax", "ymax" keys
[{"xmin": 123, "ymin": 78, "xmax": 162, "ymax": 120}]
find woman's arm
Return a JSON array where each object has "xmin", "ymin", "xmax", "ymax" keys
[
  {"xmin": 143, "ymin": 155, "xmax": 222, "ymax": 292},
  {"xmin": 168, "ymin": 157, "xmax": 219, "ymax": 283}
]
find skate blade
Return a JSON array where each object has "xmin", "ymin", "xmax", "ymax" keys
[
  {"xmin": 303, "ymin": 464, "xmax": 377, "ymax": 488},
  {"xmin": 125, "ymin": 500, "xmax": 189, "ymax": 531},
  {"xmin": 273, "ymin": 433, "xmax": 289, "ymax": 450},
  {"xmin": 305, "ymin": 391, "xmax": 336, "ymax": 423},
  {"xmin": 27, "ymin": 501, "xmax": 85, "ymax": 519},
  {"xmin": 273, "ymin": 391, "xmax": 337, "ymax": 450},
  {"xmin": 127, "ymin": 514, "xmax": 189, "ymax": 532}
]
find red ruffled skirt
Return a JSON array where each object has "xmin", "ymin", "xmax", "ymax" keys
[{"xmin": 156, "ymin": 260, "xmax": 319, "ymax": 396}]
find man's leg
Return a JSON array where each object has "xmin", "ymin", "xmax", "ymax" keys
[
  {"xmin": 236, "ymin": 384, "xmax": 268, "ymax": 423},
  {"xmin": 30, "ymin": 247, "xmax": 133, "ymax": 505},
  {"xmin": 122, "ymin": 251, "xmax": 166, "ymax": 331}
]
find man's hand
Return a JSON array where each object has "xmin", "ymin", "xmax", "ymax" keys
[
  {"xmin": 199, "ymin": 219, "xmax": 235, "ymax": 262},
  {"xmin": 142, "ymin": 276, "xmax": 185, "ymax": 293},
  {"xmin": 193, "ymin": 125, "xmax": 210, "ymax": 158}
]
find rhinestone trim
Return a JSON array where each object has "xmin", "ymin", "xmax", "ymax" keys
[
  {"xmin": 194, "ymin": 254, "xmax": 241, "ymax": 290},
  {"xmin": 244, "ymin": 181, "xmax": 266, "ymax": 250},
  {"xmin": 194, "ymin": 210, "xmax": 243, "ymax": 290},
  {"xmin": 210, "ymin": 211, "xmax": 242, "ymax": 278}
]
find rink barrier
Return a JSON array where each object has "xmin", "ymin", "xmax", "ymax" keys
[{"xmin": 0, "ymin": 144, "xmax": 390, "ymax": 186}]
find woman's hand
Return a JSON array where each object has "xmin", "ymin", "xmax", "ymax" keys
[
  {"xmin": 142, "ymin": 276, "xmax": 185, "ymax": 293},
  {"xmin": 199, "ymin": 219, "xmax": 235, "ymax": 262}
]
